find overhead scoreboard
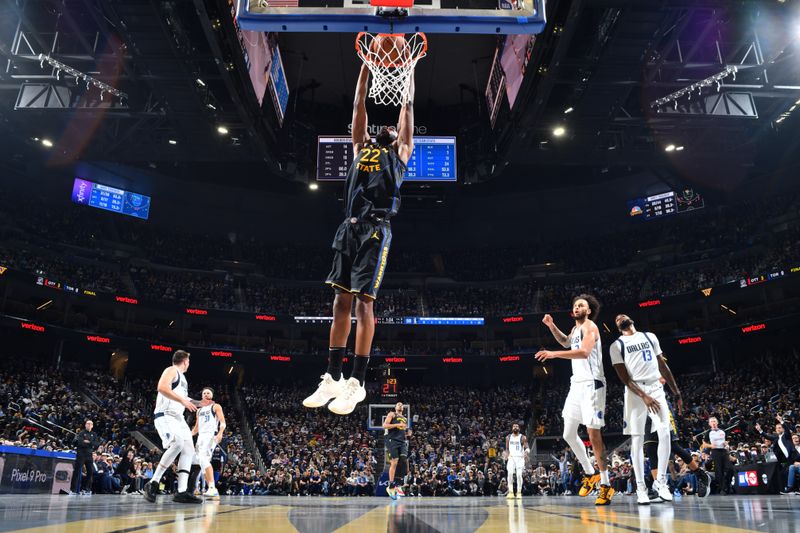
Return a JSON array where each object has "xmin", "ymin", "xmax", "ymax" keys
[
  {"xmin": 316, "ymin": 136, "xmax": 456, "ymax": 182},
  {"xmin": 71, "ymin": 178, "xmax": 151, "ymax": 220},
  {"xmin": 627, "ymin": 189, "xmax": 705, "ymax": 221}
]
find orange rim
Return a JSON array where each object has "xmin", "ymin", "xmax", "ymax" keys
[{"xmin": 355, "ymin": 32, "xmax": 428, "ymax": 69}]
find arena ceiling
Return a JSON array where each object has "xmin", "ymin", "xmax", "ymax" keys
[{"xmin": 0, "ymin": 0, "xmax": 799, "ymax": 193}]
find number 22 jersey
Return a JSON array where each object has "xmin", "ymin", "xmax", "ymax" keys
[{"xmin": 344, "ymin": 143, "xmax": 406, "ymax": 220}]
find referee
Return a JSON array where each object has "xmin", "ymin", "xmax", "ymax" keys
[
  {"xmin": 71, "ymin": 419, "xmax": 98, "ymax": 494},
  {"xmin": 383, "ymin": 402, "xmax": 411, "ymax": 500},
  {"xmin": 703, "ymin": 417, "xmax": 730, "ymax": 494}
]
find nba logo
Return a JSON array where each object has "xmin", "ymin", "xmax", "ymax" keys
[{"xmin": 738, "ymin": 472, "xmax": 747, "ymax": 487}]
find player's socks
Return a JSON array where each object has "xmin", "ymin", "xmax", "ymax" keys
[
  {"xmin": 600, "ymin": 470, "xmax": 610, "ymax": 486},
  {"xmin": 351, "ymin": 355, "xmax": 370, "ymax": 386},
  {"xmin": 326, "ymin": 347, "xmax": 346, "ymax": 381}
]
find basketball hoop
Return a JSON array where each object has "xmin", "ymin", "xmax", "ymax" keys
[{"xmin": 355, "ymin": 32, "xmax": 427, "ymax": 107}]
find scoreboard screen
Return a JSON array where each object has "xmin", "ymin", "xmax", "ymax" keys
[
  {"xmin": 316, "ymin": 136, "xmax": 456, "ymax": 182},
  {"xmin": 627, "ymin": 189, "xmax": 704, "ymax": 221},
  {"xmin": 71, "ymin": 178, "xmax": 151, "ymax": 220}
]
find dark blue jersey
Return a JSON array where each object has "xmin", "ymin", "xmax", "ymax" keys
[{"xmin": 344, "ymin": 143, "xmax": 405, "ymax": 220}]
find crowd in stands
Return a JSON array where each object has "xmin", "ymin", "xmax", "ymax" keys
[
  {"xmin": 0, "ymin": 361, "xmax": 255, "ymax": 495},
  {"xmin": 1, "ymin": 345, "xmax": 799, "ymax": 498},
  {"xmin": 1, "ymin": 188, "xmax": 797, "ymax": 318}
]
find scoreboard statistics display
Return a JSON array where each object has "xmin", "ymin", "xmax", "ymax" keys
[
  {"xmin": 71, "ymin": 178, "xmax": 151, "ymax": 220},
  {"xmin": 316, "ymin": 136, "xmax": 456, "ymax": 182},
  {"xmin": 627, "ymin": 189, "xmax": 704, "ymax": 221}
]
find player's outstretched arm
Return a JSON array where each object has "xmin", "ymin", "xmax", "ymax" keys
[
  {"xmin": 536, "ymin": 324, "xmax": 594, "ymax": 361},
  {"xmin": 396, "ymin": 71, "xmax": 415, "ymax": 165},
  {"xmin": 541, "ymin": 314, "xmax": 570, "ymax": 348},
  {"xmin": 352, "ymin": 64, "xmax": 370, "ymax": 151}
]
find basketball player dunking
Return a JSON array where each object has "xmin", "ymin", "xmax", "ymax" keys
[
  {"xmin": 303, "ymin": 63, "xmax": 415, "ymax": 416},
  {"xmin": 144, "ymin": 350, "xmax": 211, "ymax": 504},
  {"xmin": 192, "ymin": 387, "xmax": 226, "ymax": 499},
  {"xmin": 537, "ymin": 294, "xmax": 614, "ymax": 505},
  {"xmin": 505, "ymin": 424, "xmax": 528, "ymax": 499},
  {"xmin": 383, "ymin": 401, "xmax": 411, "ymax": 499}
]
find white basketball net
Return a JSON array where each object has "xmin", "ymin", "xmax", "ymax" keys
[{"xmin": 356, "ymin": 32, "xmax": 427, "ymax": 107}]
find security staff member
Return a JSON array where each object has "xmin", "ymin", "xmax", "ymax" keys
[{"xmin": 71, "ymin": 419, "xmax": 98, "ymax": 494}]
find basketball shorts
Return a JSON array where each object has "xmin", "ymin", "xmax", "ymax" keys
[
  {"xmin": 623, "ymin": 380, "xmax": 670, "ymax": 436},
  {"xmin": 386, "ymin": 439, "xmax": 408, "ymax": 460},
  {"xmin": 507, "ymin": 456, "xmax": 525, "ymax": 474},
  {"xmin": 196, "ymin": 434, "xmax": 217, "ymax": 464},
  {"xmin": 154, "ymin": 413, "xmax": 192, "ymax": 449},
  {"xmin": 326, "ymin": 216, "xmax": 392, "ymax": 300},
  {"xmin": 562, "ymin": 379, "xmax": 606, "ymax": 429}
]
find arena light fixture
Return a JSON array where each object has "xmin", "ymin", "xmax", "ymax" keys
[
  {"xmin": 41, "ymin": 138, "xmax": 53, "ymax": 147},
  {"xmin": 552, "ymin": 126, "xmax": 566, "ymax": 137},
  {"xmin": 676, "ymin": 146, "xmax": 685, "ymax": 151},
  {"xmin": 168, "ymin": 139, "xmax": 178, "ymax": 145},
  {"xmin": 650, "ymin": 66, "xmax": 737, "ymax": 110},
  {"xmin": 217, "ymin": 126, "xmax": 229, "ymax": 135},
  {"xmin": 564, "ymin": 107, "xmax": 574, "ymax": 114},
  {"xmin": 196, "ymin": 78, "xmax": 206, "ymax": 87},
  {"xmin": 308, "ymin": 182, "xmax": 319, "ymax": 191},
  {"xmin": 665, "ymin": 144, "xmax": 676, "ymax": 152},
  {"xmin": 37, "ymin": 54, "xmax": 127, "ymax": 103}
]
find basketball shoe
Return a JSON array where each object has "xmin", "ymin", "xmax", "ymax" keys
[
  {"xmin": 303, "ymin": 374, "xmax": 345, "ymax": 408},
  {"xmin": 204, "ymin": 487, "xmax": 220, "ymax": 499},
  {"xmin": 328, "ymin": 377, "xmax": 366, "ymax": 415},
  {"xmin": 595, "ymin": 485, "xmax": 615, "ymax": 506},
  {"xmin": 653, "ymin": 479, "xmax": 673, "ymax": 502},
  {"xmin": 637, "ymin": 489, "xmax": 651, "ymax": 505},
  {"xmin": 579, "ymin": 474, "xmax": 600, "ymax": 497}
]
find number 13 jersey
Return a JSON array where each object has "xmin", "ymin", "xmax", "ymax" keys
[
  {"xmin": 610, "ymin": 331, "xmax": 663, "ymax": 382},
  {"xmin": 345, "ymin": 142, "xmax": 406, "ymax": 220}
]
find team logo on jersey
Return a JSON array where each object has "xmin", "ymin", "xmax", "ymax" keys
[{"xmin": 371, "ymin": 230, "xmax": 380, "ymax": 240}]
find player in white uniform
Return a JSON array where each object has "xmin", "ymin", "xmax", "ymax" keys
[
  {"xmin": 610, "ymin": 313, "xmax": 673, "ymax": 504},
  {"xmin": 192, "ymin": 387, "xmax": 226, "ymax": 499},
  {"xmin": 537, "ymin": 294, "xmax": 614, "ymax": 506},
  {"xmin": 505, "ymin": 424, "xmax": 528, "ymax": 499},
  {"xmin": 144, "ymin": 350, "xmax": 209, "ymax": 504}
]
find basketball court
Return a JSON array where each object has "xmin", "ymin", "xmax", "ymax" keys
[{"xmin": 0, "ymin": 494, "xmax": 795, "ymax": 532}]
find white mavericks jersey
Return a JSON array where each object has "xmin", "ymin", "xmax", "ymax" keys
[
  {"xmin": 569, "ymin": 325, "xmax": 604, "ymax": 383},
  {"xmin": 609, "ymin": 331, "xmax": 662, "ymax": 382},
  {"xmin": 197, "ymin": 404, "xmax": 218, "ymax": 435},
  {"xmin": 508, "ymin": 434, "xmax": 524, "ymax": 458},
  {"xmin": 154, "ymin": 368, "xmax": 188, "ymax": 416}
]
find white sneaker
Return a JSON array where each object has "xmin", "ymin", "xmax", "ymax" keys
[
  {"xmin": 204, "ymin": 487, "xmax": 220, "ymax": 499},
  {"xmin": 327, "ymin": 377, "xmax": 366, "ymax": 415},
  {"xmin": 303, "ymin": 374, "xmax": 345, "ymax": 408},
  {"xmin": 637, "ymin": 490, "xmax": 651, "ymax": 505},
  {"xmin": 654, "ymin": 479, "xmax": 673, "ymax": 502}
]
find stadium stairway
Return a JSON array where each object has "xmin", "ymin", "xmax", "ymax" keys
[{"xmin": 231, "ymin": 387, "xmax": 267, "ymax": 473}]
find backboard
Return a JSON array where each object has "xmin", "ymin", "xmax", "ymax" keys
[
  {"xmin": 236, "ymin": 0, "xmax": 546, "ymax": 35},
  {"xmin": 367, "ymin": 403, "xmax": 412, "ymax": 431}
]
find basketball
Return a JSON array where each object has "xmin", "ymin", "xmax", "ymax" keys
[{"xmin": 371, "ymin": 34, "xmax": 408, "ymax": 66}]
